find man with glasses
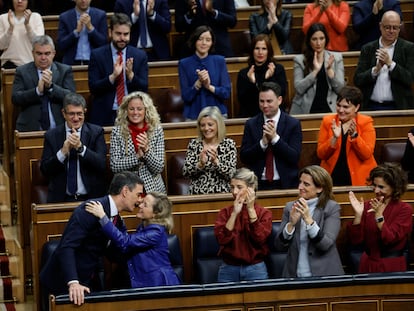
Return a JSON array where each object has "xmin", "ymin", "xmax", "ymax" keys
[
  {"xmin": 40, "ymin": 92, "xmax": 107, "ymax": 203},
  {"xmin": 354, "ymin": 10, "xmax": 414, "ymax": 110},
  {"xmin": 12, "ymin": 35, "xmax": 76, "ymax": 131}
]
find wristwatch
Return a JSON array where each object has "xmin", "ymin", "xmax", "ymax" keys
[
  {"xmin": 375, "ymin": 216, "xmax": 384, "ymax": 223},
  {"xmin": 76, "ymin": 144, "xmax": 84, "ymax": 153}
]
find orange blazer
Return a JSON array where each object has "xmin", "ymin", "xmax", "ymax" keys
[
  {"xmin": 317, "ymin": 113, "xmax": 377, "ymax": 186},
  {"xmin": 302, "ymin": 2, "xmax": 350, "ymax": 52}
]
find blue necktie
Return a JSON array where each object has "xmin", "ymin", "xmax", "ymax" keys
[
  {"xmin": 67, "ymin": 148, "xmax": 77, "ymax": 195},
  {"xmin": 140, "ymin": 1, "xmax": 148, "ymax": 48}
]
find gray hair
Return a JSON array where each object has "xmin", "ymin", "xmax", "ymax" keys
[{"xmin": 32, "ymin": 35, "xmax": 55, "ymax": 51}]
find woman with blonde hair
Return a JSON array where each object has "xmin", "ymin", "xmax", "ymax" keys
[
  {"xmin": 86, "ymin": 191, "xmax": 181, "ymax": 287},
  {"xmin": 110, "ymin": 91, "xmax": 166, "ymax": 193},
  {"xmin": 183, "ymin": 106, "xmax": 237, "ymax": 194},
  {"xmin": 215, "ymin": 167, "xmax": 273, "ymax": 282}
]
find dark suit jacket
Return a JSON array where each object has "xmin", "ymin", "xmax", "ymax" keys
[
  {"xmin": 88, "ymin": 44, "xmax": 148, "ymax": 126},
  {"xmin": 57, "ymin": 7, "xmax": 108, "ymax": 65},
  {"xmin": 174, "ymin": 0, "xmax": 237, "ymax": 57},
  {"xmin": 39, "ymin": 196, "xmax": 126, "ymax": 295},
  {"xmin": 354, "ymin": 37, "xmax": 414, "ymax": 110},
  {"xmin": 11, "ymin": 62, "xmax": 76, "ymax": 132},
  {"xmin": 240, "ymin": 111, "xmax": 302, "ymax": 189},
  {"xmin": 40, "ymin": 122, "xmax": 107, "ymax": 203},
  {"xmin": 114, "ymin": 0, "xmax": 171, "ymax": 60}
]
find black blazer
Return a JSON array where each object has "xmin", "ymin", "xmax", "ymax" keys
[
  {"xmin": 240, "ymin": 111, "xmax": 302, "ymax": 189},
  {"xmin": 39, "ymin": 196, "xmax": 126, "ymax": 295},
  {"xmin": 174, "ymin": 0, "xmax": 237, "ymax": 57},
  {"xmin": 114, "ymin": 0, "xmax": 172, "ymax": 60},
  {"xmin": 40, "ymin": 122, "xmax": 108, "ymax": 202},
  {"xmin": 88, "ymin": 44, "xmax": 148, "ymax": 126}
]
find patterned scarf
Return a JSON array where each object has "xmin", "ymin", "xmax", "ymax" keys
[{"xmin": 128, "ymin": 122, "xmax": 149, "ymax": 152}]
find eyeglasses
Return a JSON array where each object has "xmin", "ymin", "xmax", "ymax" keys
[
  {"xmin": 382, "ymin": 24, "xmax": 401, "ymax": 31},
  {"xmin": 64, "ymin": 111, "xmax": 84, "ymax": 118}
]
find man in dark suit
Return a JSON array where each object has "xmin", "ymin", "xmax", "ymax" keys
[
  {"xmin": 114, "ymin": 0, "xmax": 172, "ymax": 61},
  {"xmin": 11, "ymin": 35, "xmax": 76, "ymax": 132},
  {"xmin": 57, "ymin": 0, "xmax": 108, "ymax": 65},
  {"xmin": 40, "ymin": 92, "xmax": 107, "ymax": 203},
  {"xmin": 354, "ymin": 10, "xmax": 414, "ymax": 110},
  {"xmin": 88, "ymin": 12, "xmax": 148, "ymax": 126},
  {"xmin": 240, "ymin": 82, "xmax": 302, "ymax": 190},
  {"xmin": 175, "ymin": 0, "xmax": 237, "ymax": 58},
  {"xmin": 39, "ymin": 171, "xmax": 145, "ymax": 307}
]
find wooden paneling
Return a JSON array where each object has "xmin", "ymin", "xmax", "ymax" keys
[{"xmin": 32, "ymin": 187, "xmax": 414, "ymax": 311}]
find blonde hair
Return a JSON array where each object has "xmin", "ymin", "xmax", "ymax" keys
[
  {"xmin": 115, "ymin": 91, "xmax": 161, "ymax": 154},
  {"xmin": 146, "ymin": 192, "xmax": 174, "ymax": 233},
  {"xmin": 196, "ymin": 106, "xmax": 226, "ymax": 142},
  {"xmin": 232, "ymin": 168, "xmax": 258, "ymax": 192}
]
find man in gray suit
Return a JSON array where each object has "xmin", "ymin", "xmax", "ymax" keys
[{"xmin": 12, "ymin": 35, "xmax": 76, "ymax": 132}]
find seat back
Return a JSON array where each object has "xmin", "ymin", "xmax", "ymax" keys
[
  {"xmin": 31, "ymin": 160, "xmax": 48, "ymax": 204},
  {"xmin": 193, "ymin": 226, "xmax": 222, "ymax": 284},
  {"xmin": 382, "ymin": 142, "xmax": 406, "ymax": 164},
  {"xmin": 265, "ymin": 222, "xmax": 287, "ymax": 279},
  {"xmin": 167, "ymin": 234, "xmax": 184, "ymax": 283},
  {"xmin": 167, "ymin": 152, "xmax": 189, "ymax": 195},
  {"xmin": 152, "ymin": 88, "xmax": 185, "ymax": 123}
]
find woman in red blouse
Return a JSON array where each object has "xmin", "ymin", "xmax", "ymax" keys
[
  {"xmin": 214, "ymin": 167, "xmax": 273, "ymax": 282},
  {"xmin": 347, "ymin": 163, "xmax": 413, "ymax": 273}
]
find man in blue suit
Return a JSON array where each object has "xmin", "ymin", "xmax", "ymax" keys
[
  {"xmin": 240, "ymin": 82, "xmax": 302, "ymax": 190},
  {"xmin": 88, "ymin": 12, "xmax": 148, "ymax": 126},
  {"xmin": 114, "ymin": 0, "xmax": 172, "ymax": 61},
  {"xmin": 40, "ymin": 92, "xmax": 107, "ymax": 203},
  {"xmin": 39, "ymin": 171, "xmax": 145, "ymax": 307},
  {"xmin": 57, "ymin": 0, "xmax": 108, "ymax": 65}
]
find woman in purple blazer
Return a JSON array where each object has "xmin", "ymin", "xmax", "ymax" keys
[{"xmin": 86, "ymin": 191, "xmax": 181, "ymax": 288}]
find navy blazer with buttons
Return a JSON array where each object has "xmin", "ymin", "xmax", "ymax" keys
[
  {"xmin": 114, "ymin": 0, "xmax": 172, "ymax": 60},
  {"xmin": 40, "ymin": 122, "xmax": 107, "ymax": 203},
  {"xmin": 39, "ymin": 196, "xmax": 126, "ymax": 295},
  {"xmin": 57, "ymin": 7, "xmax": 108, "ymax": 65},
  {"xmin": 240, "ymin": 111, "xmax": 302, "ymax": 189},
  {"xmin": 88, "ymin": 44, "xmax": 148, "ymax": 126}
]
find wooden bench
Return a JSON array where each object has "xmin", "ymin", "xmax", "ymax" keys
[
  {"xmin": 1, "ymin": 51, "xmax": 361, "ymax": 184},
  {"xmin": 31, "ymin": 186, "xmax": 414, "ymax": 310},
  {"xmin": 49, "ymin": 273, "xmax": 414, "ymax": 311},
  {"xmin": 13, "ymin": 110, "xmax": 414, "ymax": 291},
  {"xmin": 40, "ymin": 1, "xmax": 414, "ymax": 59}
]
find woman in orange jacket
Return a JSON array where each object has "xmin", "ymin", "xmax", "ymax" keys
[
  {"xmin": 302, "ymin": 0, "xmax": 350, "ymax": 52},
  {"xmin": 317, "ymin": 86, "xmax": 377, "ymax": 186}
]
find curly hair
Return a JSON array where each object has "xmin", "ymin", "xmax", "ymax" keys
[
  {"xmin": 366, "ymin": 163, "xmax": 408, "ymax": 201},
  {"xmin": 115, "ymin": 91, "xmax": 161, "ymax": 154}
]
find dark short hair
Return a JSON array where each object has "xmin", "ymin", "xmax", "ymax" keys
[
  {"xmin": 259, "ymin": 81, "xmax": 282, "ymax": 97},
  {"xmin": 63, "ymin": 93, "xmax": 86, "ymax": 110},
  {"xmin": 336, "ymin": 86, "xmax": 363, "ymax": 107},
  {"xmin": 108, "ymin": 171, "xmax": 144, "ymax": 195},
  {"xmin": 110, "ymin": 13, "xmax": 132, "ymax": 30},
  {"xmin": 187, "ymin": 25, "xmax": 215, "ymax": 53}
]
